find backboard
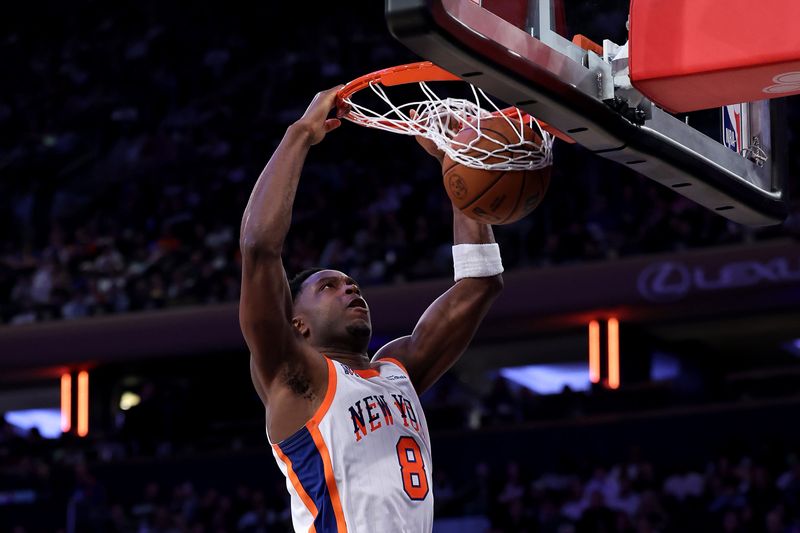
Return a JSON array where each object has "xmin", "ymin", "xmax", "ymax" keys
[{"xmin": 385, "ymin": 0, "xmax": 788, "ymax": 226}]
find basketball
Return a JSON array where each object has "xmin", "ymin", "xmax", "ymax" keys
[{"xmin": 443, "ymin": 116, "xmax": 551, "ymax": 225}]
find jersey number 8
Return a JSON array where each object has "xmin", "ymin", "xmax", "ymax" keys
[{"xmin": 396, "ymin": 436, "xmax": 429, "ymax": 500}]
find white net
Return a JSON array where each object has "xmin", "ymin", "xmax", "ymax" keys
[{"xmin": 341, "ymin": 81, "xmax": 554, "ymax": 171}]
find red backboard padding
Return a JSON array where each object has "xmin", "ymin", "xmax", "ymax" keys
[
  {"xmin": 480, "ymin": 0, "xmax": 527, "ymax": 31},
  {"xmin": 479, "ymin": 0, "xmax": 567, "ymax": 35},
  {"xmin": 629, "ymin": 0, "xmax": 800, "ymax": 112}
]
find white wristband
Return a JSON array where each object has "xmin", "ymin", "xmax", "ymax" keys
[{"xmin": 453, "ymin": 243, "xmax": 504, "ymax": 281}]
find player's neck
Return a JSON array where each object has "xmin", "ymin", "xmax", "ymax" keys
[{"xmin": 317, "ymin": 348, "xmax": 371, "ymax": 369}]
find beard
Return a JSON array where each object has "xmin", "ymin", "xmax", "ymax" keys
[{"xmin": 346, "ymin": 322, "xmax": 372, "ymax": 339}]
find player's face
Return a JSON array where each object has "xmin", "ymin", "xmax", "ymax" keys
[{"xmin": 294, "ymin": 270, "xmax": 372, "ymax": 346}]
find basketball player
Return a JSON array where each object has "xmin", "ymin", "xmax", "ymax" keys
[{"xmin": 239, "ymin": 86, "xmax": 504, "ymax": 532}]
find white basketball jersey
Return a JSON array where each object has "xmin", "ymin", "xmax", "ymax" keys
[{"xmin": 270, "ymin": 356, "xmax": 434, "ymax": 533}]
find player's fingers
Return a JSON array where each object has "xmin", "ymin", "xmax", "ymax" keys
[
  {"xmin": 324, "ymin": 118, "xmax": 341, "ymax": 132},
  {"xmin": 313, "ymin": 84, "xmax": 344, "ymax": 99},
  {"xmin": 336, "ymin": 101, "xmax": 352, "ymax": 119},
  {"xmin": 306, "ymin": 85, "xmax": 344, "ymax": 115},
  {"xmin": 321, "ymin": 85, "xmax": 345, "ymax": 105}
]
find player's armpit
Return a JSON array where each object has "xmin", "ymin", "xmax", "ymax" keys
[{"xmin": 374, "ymin": 275, "xmax": 502, "ymax": 394}]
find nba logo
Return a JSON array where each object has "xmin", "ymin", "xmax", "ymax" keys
[{"xmin": 722, "ymin": 103, "xmax": 749, "ymax": 155}]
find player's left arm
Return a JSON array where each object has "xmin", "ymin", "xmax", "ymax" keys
[{"xmin": 374, "ymin": 203, "xmax": 503, "ymax": 395}]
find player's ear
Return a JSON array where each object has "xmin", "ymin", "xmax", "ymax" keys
[{"xmin": 292, "ymin": 316, "xmax": 310, "ymax": 338}]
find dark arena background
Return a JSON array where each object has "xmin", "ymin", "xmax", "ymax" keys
[{"xmin": 2, "ymin": 1, "xmax": 800, "ymax": 532}]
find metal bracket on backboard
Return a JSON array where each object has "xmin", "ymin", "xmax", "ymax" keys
[{"xmin": 386, "ymin": 0, "xmax": 787, "ymax": 226}]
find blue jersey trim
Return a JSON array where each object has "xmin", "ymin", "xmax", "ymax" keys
[{"xmin": 278, "ymin": 426, "xmax": 339, "ymax": 532}]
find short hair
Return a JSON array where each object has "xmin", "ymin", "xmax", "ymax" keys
[{"xmin": 289, "ymin": 267, "xmax": 325, "ymax": 301}]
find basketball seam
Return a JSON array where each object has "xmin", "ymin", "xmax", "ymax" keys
[
  {"xmin": 442, "ymin": 159, "xmax": 459, "ymax": 176},
  {"xmin": 443, "ymin": 125, "xmax": 509, "ymax": 176},
  {"xmin": 452, "ymin": 126, "xmax": 512, "ymax": 211},
  {"xmin": 459, "ymin": 170, "xmax": 509, "ymax": 211},
  {"xmin": 501, "ymin": 172, "xmax": 528, "ymax": 224},
  {"xmin": 468, "ymin": 127, "xmax": 511, "ymax": 164},
  {"xmin": 445, "ymin": 122, "xmax": 532, "ymax": 216}
]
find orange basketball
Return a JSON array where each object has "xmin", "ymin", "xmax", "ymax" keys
[{"xmin": 443, "ymin": 116, "xmax": 551, "ymax": 225}]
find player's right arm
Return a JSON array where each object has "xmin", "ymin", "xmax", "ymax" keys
[{"xmin": 239, "ymin": 86, "xmax": 342, "ymax": 403}]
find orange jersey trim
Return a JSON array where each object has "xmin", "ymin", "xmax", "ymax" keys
[
  {"xmin": 309, "ymin": 424, "xmax": 348, "ymax": 532},
  {"xmin": 353, "ymin": 368, "xmax": 380, "ymax": 379},
  {"xmin": 308, "ymin": 356, "xmax": 337, "ymax": 427},
  {"xmin": 273, "ymin": 445, "xmax": 319, "ymax": 532},
  {"xmin": 378, "ymin": 357, "xmax": 409, "ymax": 377},
  {"xmin": 268, "ymin": 356, "xmax": 338, "ymax": 445}
]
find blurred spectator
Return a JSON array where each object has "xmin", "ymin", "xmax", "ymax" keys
[
  {"xmin": 4, "ymin": 412, "xmax": 800, "ymax": 532},
  {"xmin": 577, "ymin": 491, "xmax": 616, "ymax": 533},
  {"xmin": 2, "ymin": 0, "xmax": 800, "ymax": 528},
  {"xmin": 1, "ymin": 1, "xmax": 797, "ymax": 328}
]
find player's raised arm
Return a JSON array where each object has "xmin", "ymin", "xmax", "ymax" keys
[
  {"xmin": 374, "ymin": 132, "xmax": 503, "ymax": 393},
  {"xmin": 374, "ymin": 206, "xmax": 503, "ymax": 394},
  {"xmin": 239, "ymin": 86, "xmax": 342, "ymax": 400}
]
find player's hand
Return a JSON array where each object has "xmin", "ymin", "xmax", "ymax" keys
[
  {"xmin": 409, "ymin": 109, "xmax": 445, "ymax": 165},
  {"xmin": 293, "ymin": 86, "xmax": 344, "ymax": 146}
]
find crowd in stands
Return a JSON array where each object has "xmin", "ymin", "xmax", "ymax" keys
[
  {"xmin": 4, "ymin": 4, "xmax": 800, "ymax": 532},
  {"xmin": 2, "ymin": 1, "xmax": 798, "ymax": 327},
  {"xmin": 2, "ymin": 359, "xmax": 800, "ymax": 532},
  {"xmin": 3, "ymin": 411, "xmax": 800, "ymax": 533},
  {"xmin": 434, "ymin": 452, "xmax": 800, "ymax": 533}
]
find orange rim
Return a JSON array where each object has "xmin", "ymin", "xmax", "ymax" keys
[
  {"xmin": 336, "ymin": 61, "xmax": 575, "ymax": 143},
  {"xmin": 336, "ymin": 61, "xmax": 459, "ymax": 104}
]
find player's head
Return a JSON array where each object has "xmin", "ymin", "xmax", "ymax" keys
[{"xmin": 289, "ymin": 268, "xmax": 371, "ymax": 353}]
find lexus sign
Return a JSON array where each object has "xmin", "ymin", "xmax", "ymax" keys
[{"xmin": 637, "ymin": 257, "xmax": 800, "ymax": 302}]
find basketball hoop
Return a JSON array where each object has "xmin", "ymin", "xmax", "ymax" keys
[{"xmin": 336, "ymin": 62, "xmax": 554, "ymax": 171}]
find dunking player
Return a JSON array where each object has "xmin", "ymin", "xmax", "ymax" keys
[{"xmin": 239, "ymin": 86, "xmax": 504, "ymax": 532}]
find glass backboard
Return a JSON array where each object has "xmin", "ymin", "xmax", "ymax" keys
[{"xmin": 385, "ymin": 0, "xmax": 788, "ymax": 226}]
